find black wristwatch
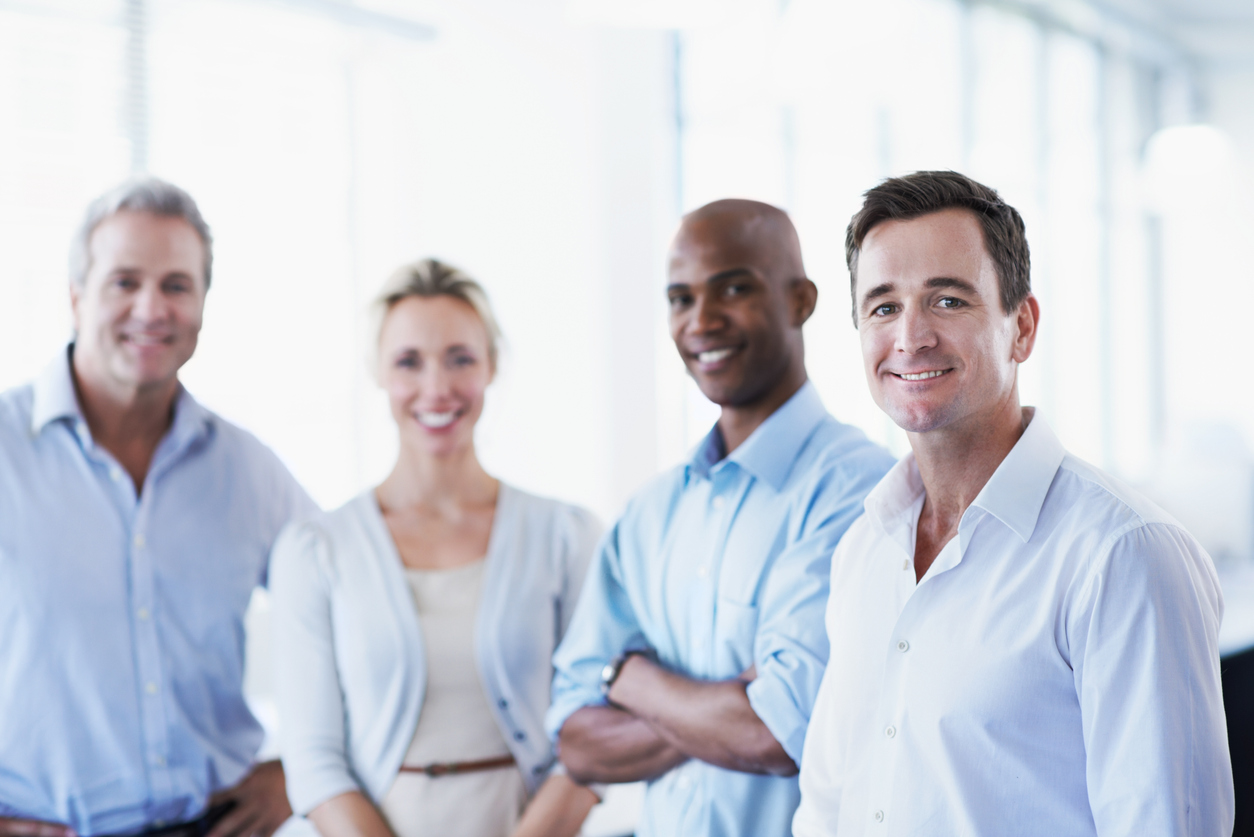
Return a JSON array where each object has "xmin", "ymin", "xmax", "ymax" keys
[{"xmin": 600, "ymin": 649, "xmax": 655, "ymax": 696}]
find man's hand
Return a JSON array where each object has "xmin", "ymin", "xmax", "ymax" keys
[
  {"xmin": 0, "ymin": 818, "xmax": 75, "ymax": 837},
  {"xmin": 206, "ymin": 761, "xmax": 292, "ymax": 837}
]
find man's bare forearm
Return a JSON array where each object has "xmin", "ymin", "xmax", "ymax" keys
[
  {"xmin": 609, "ymin": 656, "xmax": 796, "ymax": 776},
  {"xmin": 558, "ymin": 705, "xmax": 688, "ymax": 784}
]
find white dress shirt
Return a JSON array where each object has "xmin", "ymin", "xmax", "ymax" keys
[{"xmin": 794, "ymin": 411, "xmax": 1233, "ymax": 837}]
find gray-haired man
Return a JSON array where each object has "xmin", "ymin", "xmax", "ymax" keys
[{"xmin": 0, "ymin": 179, "xmax": 318, "ymax": 837}]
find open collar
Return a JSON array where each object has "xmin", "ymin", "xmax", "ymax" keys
[
  {"xmin": 968, "ymin": 409, "xmax": 1065, "ymax": 543},
  {"xmin": 30, "ymin": 344, "xmax": 212, "ymax": 452},
  {"xmin": 686, "ymin": 381, "xmax": 829, "ymax": 491}
]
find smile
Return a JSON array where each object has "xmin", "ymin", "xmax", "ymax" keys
[
  {"xmin": 895, "ymin": 369, "xmax": 951, "ymax": 381},
  {"xmin": 696, "ymin": 347, "xmax": 736, "ymax": 364},
  {"xmin": 416, "ymin": 409, "xmax": 462, "ymax": 429}
]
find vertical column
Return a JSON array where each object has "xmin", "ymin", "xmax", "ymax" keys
[{"xmin": 124, "ymin": 0, "xmax": 149, "ymax": 173}]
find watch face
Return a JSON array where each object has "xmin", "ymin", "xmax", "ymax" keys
[{"xmin": 601, "ymin": 661, "xmax": 617, "ymax": 684}]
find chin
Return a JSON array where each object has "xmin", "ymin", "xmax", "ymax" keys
[{"xmin": 882, "ymin": 400, "xmax": 961, "ymax": 435}]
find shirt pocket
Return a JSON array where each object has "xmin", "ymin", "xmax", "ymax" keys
[{"xmin": 712, "ymin": 598, "xmax": 759, "ymax": 676}]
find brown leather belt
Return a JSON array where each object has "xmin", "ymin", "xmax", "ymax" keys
[{"xmin": 398, "ymin": 754, "xmax": 516, "ymax": 777}]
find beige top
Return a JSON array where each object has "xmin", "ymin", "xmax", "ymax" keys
[{"xmin": 380, "ymin": 561, "xmax": 527, "ymax": 837}]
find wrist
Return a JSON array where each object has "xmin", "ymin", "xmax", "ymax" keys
[{"xmin": 600, "ymin": 649, "xmax": 657, "ymax": 707}]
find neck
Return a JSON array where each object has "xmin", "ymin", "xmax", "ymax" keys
[
  {"xmin": 71, "ymin": 353, "xmax": 179, "ymax": 453},
  {"xmin": 377, "ymin": 439, "xmax": 497, "ymax": 512},
  {"xmin": 717, "ymin": 363, "xmax": 808, "ymax": 455},
  {"xmin": 909, "ymin": 390, "xmax": 1027, "ymax": 530}
]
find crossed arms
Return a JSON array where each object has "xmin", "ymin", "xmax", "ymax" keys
[{"xmin": 557, "ymin": 656, "xmax": 796, "ymax": 785}]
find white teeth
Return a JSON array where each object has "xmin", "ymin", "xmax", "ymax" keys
[
  {"xmin": 698, "ymin": 348, "xmax": 735, "ymax": 364},
  {"xmin": 899, "ymin": 370, "xmax": 948, "ymax": 381},
  {"xmin": 417, "ymin": 411, "xmax": 458, "ymax": 428}
]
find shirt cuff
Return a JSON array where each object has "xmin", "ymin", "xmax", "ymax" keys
[{"xmin": 745, "ymin": 672, "xmax": 809, "ymax": 765}]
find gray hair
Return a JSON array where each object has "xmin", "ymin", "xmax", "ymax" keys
[
  {"xmin": 70, "ymin": 177, "xmax": 214, "ymax": 288},
  {"xmin": 373, "ymin": 258, "xmax": 502, "ymax": 369}
]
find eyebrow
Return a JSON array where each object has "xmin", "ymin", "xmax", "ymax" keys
[
  {"xmin": 667, "ymin": 266, "xmax": 756, "ymax": 293},
  {"xmin": 860, "ymin": 275, "xmax": 980, "ymax": 307}
]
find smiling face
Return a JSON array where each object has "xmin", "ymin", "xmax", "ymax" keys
[
  {"xmin": 666, "ymin": 213, "xmax": 812, "ymax": 409},
  {"xmin": 855, "ymin": 208, "xmax": 1038, "ymax": 436},
  {"xmin": 377, "ymin": 294, "xmax": 494, "ymax": 458},
  {"xmin": 71, "ymin": 210, "xmax": 207, "ymax": 396}
]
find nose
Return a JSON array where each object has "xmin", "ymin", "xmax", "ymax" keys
[
  {"xmin": 131, "ymin": 283, "xmax": 167, "ymax": 322},
  {"xmin": 894, "ymin": 305, "xmax": 938, "ymax": 355},
  {"xmin": 686, "ymin": 291, "xmax": 725, "ymax": 336}
]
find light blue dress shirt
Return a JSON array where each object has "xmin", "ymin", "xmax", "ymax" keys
[
  {"xmin": 0, "ymin": 348, "xmax": 317, "ymax": 837},
  {"xmin": 546, "ymin": 382, "xmax": 895, "ymax": 837}
]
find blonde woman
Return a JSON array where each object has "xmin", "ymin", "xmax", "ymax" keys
[{"xmin": 271, "ymin": 259, "xmax": 601, "ymax": 837}]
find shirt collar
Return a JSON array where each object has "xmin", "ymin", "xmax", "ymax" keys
[
  {"xmin": 968, "ymin": 408, "xmax": 1065, "ymax": 542},
  {"xmin": 687, "ymin": 380, "xmax": 829, "ymax": 491},
  {"xmin": 30, "ymin": 345, "xmax": 84, "ymax": 435},
  {"xmin": 29, "ymin": 344, "xmax": 213, "ymax": 449},
  {"xmin": 862, "ymin": 408, "xmax": 1065, "ymax": 550}
]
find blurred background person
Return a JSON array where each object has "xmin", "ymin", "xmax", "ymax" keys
[
  {"xmin": 0, "ymin": 178, "xmax": 317, "ymax": 837},
  {"xmin": 270, "ymin": 259, "xmax": 601, "ymax": 837}
]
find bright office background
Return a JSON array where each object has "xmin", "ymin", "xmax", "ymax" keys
[{"xmin": 2, "ymin": 0, "xmax": 1253, "ymax": 831}]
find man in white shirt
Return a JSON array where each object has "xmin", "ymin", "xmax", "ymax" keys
[{"xmin": 793, "ymin": 170, "xmax": 1234, "ymax": 836}]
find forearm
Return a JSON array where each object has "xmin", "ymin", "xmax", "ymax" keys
[
  {"xmin": 509, "ymin": 774, "xmax": 598, "ymax": 837},
  {"xmin": 307, "ymin": 791, "xmax": 394, "ymax": 837},
  {"xmin": 609, "ymin": 657, "xmax": 796, "ymax": 776},
  {"xmin": 558, "ymin": 705, "xmax": 687, "ymax": 784}
]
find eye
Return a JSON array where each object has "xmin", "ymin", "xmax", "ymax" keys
[
  {"xmin": 114, "ymin": 276, "xmax": 139, "ymax": 291},
  {"xmin": 724, "ymin": 282, "xmax": 750, "ymax": 297},
  {"xmin": 871, "ymin": 302, "xmax": 897, "ymax": 317},
  {"xmin": 447, "ymin": 352, "xmax": 477, "ymax": 369},
  {"xmin": 394, "ymin": 352, "xmax": 419, "ymax": 370},
  {"xmin": 937, "ymin": 297, "xmax": 964, "ymax": 309},
  {"xmin": 668, "ymin": 292, "xmax": 693, "ymax": 310},
  {"xmin": 163, "ymin": 279, "xmax": 192, "ymax": 294}
]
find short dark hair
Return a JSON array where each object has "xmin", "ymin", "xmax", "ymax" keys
[{"xmin": 845, "ymin": 170, "xmax": 1030, "ymax": 326}]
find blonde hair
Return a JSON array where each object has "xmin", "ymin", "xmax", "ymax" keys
[{"xmin": 372, "ymin": 258, "xmax": 502, "ymax": 369}]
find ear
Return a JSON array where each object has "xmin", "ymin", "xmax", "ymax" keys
[
  {"xmin": 69, "ymin": 281, "xmax": 82, "ymax": 334},
  {"xmin": 1011, "ymin": 294, "xmax": 1040, "ymax": 363},
  {"xmin": 789, "ymin": 277, "xmax": 819, "ymax": 328}
]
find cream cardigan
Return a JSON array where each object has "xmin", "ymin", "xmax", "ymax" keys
[{"xmin": 270, "ymin": 484, "xmax": 600, "ymax": 815}]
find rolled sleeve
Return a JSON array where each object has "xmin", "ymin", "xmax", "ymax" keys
[
  {"xmin": 546, "ymin": 523, "xmax": 645, "ymax": 742},
  {"xmin": 748, "ymin": 461, "xmax": 885, "ymax": 764}
]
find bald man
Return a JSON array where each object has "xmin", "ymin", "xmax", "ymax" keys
[{"xmin": 545, "ymin": 200, "xmax": 894, "ymax": 836}]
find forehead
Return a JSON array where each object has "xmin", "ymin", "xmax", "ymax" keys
[
  {"xmin": 668, "ymin": 220, "xmax": 775, "ymax": 283},
  {"xmin": 856, "ymin": 208, "xmax": 992, "ymax": 294},
  {"xmin": 89, "ymin": 211, "xmax": 205, "ymax": 271},
  {"xmin": 381, "ymin": 295, "xmax": 489, "ymax": 347}
]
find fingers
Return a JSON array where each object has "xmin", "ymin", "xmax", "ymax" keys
[
  {"xmin": 206, "ymin": 804, "xmax": 261, "ymax": 837},
  {"xmin": 0, "ymin": 818, "xmax": 76, "ymax": 837}
]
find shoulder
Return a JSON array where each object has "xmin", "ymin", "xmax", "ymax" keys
[
  {"xmin": 501, "ymin": 483, "xmax": 599, "ymax": 530},
  {"xmin": 803, "ymin": 414, "xmax": 897, "ymax": 477},
  {"xmin": 1048, "ymin": 453, "xmax": 1182, "ymax": 545},
  {"xmin": 0, "ymin": 381, "xmax": 36, "ymax": 444},
  {"xmin": 201, "ymin": 408, "xmax": 291, "ymax": 475},
  {"xmin": 1043, "ymin": 455, "xmax": 1215, "ymax": 595},
  {"xmin": 272, "ymin": 494, "xmax": 373, "ymax": 575}
]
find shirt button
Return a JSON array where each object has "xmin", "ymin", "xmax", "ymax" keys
[
  {"xmin": 897, "ymin": 640, "xmax": 909, "ymax": 653},
  {"xmin": 109, "ymin": 466, "xmax": 123, "ymax": 482},
  {"xmin": 676, "ymin": 775, "xmax": 692, "ymax": 790},
  {"xmin": 137, "ymin": 608, "xmax": 150, "ymax": 620},
  {"xmin": 498, "ymin": 699, "xmax": 509, "ymax": 709},
  {"xmin": 711, "ymin": 495, "xmax": 724, "ymax": 510},
  {"xmin": 151, "ymin": 754, "xmax": 165, "ymax": 767},
  {"xmin": 885, "ymin": 725, "xmax": 896, "ymax": 738},
  {"xmin": 514, "ymin": 731, "xmax": 526, "ymax": 742},
  {"xmin": 145, "ymin": 682, "xmax": 158, "ymax": 694},
  {"xmin": 874, "ymin": 810, "xmax": 884, "ymax": 823},
  {"xmin": 697, "ymin": 566, "xmax": 710, "ymax": 579},
  {"xmin": 134, "ymin": 533, "xmax": 146, "ymax": 548}
]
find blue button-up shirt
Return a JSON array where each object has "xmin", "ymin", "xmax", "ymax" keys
[
  {"xmin": 0, "ymin": 349, "xmax": 317, "ymax": 836},
  {"xmin": 546, "ymin": 382, "xmax": 895, "ymax": 837}
]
